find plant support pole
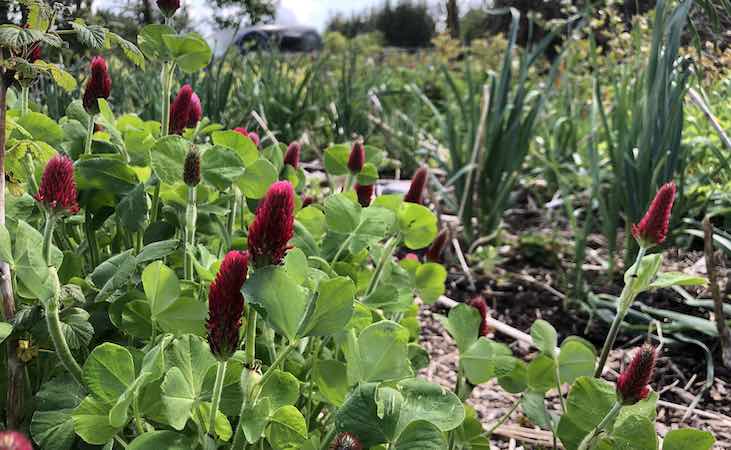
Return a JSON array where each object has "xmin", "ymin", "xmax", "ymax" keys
[{"xmin": 703, "ymin": 217, "xmax": 731, "ymax": 367}]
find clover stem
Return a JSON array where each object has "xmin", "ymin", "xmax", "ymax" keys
[
  {"xmin": 258, "ymin": 340, "xmax": 298, "ymax": 388},
  {"xmin": 19, "ymin": 86, "xmax": 29, "ymax": 115},
  {"xmin": 150, "ymin": 62, "xmax": 175, "ymax": 224},
  {"xmin": 245, "ymin": 307, "xmax": 257, "ymax": 367},
  {"xmin": 365, "ymin": 235, "xmax": 399, "ymax": 296},
  {"xmin": 208, "ymin": 360, "xmax": 227, "ymax": 438},
  {"xmin": 22, "ymin": 152, "xmax": 38, "ymax": 195},
  {"xmin": 483, "ymin": 395, "xmax": 522, "ymax": 437},
  {"xmin": 184, "ymin": 185, "xmax": 197, "ymax": 281},
  {"xmin": 554, "ymin": 356, "xmax": 567, "ymax": 413},
  {"xmin": 84, "ymin": 210, "xmax": 99, "ymax": 268},
  {"xmin": 42, "ymin": 213, "xmax": 55, "ymax": 265},
  {"xmin": 46, "ymin": 295, "xmax": 84, "ymax": 385},
  {"xmin": 577, "ymin": 401, "xmax": 622, "ymax": 450},
  {"xmin": 84, "ymin": 113, "xmax": 95, "ymax": 155},
  {"xmin": 594, "ymin": 246, "xmax": 646, "ymax": 377}
]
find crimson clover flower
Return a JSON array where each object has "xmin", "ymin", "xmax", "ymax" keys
[
  {"xmin": 404, "ymin": 166, "xmax": 428, "ymax": 204},
  {"xmin": 187, "ymin": 92, "xmax": 202, "ymax": 128},
  {"xmin": 631, "ymin": 182, "xmax": 676, "ymax": 248},
  {"xmin": 616, "ymin": 343, "xmax": 656, "ymax": 405},
  {"xmin": 347, "ymin": 141, "xmax": 365, "ymax": 173},
  {"xmin": 34, "ymin": 154, "xmax": 79, "ymax": 215},
  {"xmin": 233, "ymin": 128, "xmax": 260, "ymax": 147},
  {"xmin": 169, "ymin": 84, "xmax": 199, "ymax": 135},
  {"xmin": 284, "ymin": 141, "xmax": 301, "ymax": 169},
  {"xmin": 207, "ymin": 251, "xmax": 249, "ymax": 361},
  {"xmin": 468, "ymin": 296, "xmax": 490, "ymax": 337},
  {"xmin": 82, "ymin": 56, "xmax": 111, "ymax": 114},
  {"xmin": 156, "ymin": 0, "xmax": 180, "ymax": 17},
  {"xmin": 329, "ymin": 432, "xmax": 363, "ymax": 450},
  {"xmin": 0, "ymin": 431, "xmax": 32, "ymax": 450},
  {"xmin": 302, "ymin": 195, "xmax": 315, "ymax": 207},
  {"xmin": 247, "ymin": 181, "xmax": 295, "ymax": 267},
  {"xmin": 354, "ymin": 183, "xmax": 374, "ymax": 208},
  {"xmin": 183, "ymin": 148, "xmax": 201, "ymax": 187},
  {"xmin": 425, "ymin": 229, "xmax": 449, "ymax": 263}
]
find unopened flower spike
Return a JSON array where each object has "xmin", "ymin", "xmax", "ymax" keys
[
  {"xmin": 426, "ymin": 228, "xmax": 449, "ymax": 262},
  {"xmin": 82, "ymin": 56, "xmax": 111, "ymax": 114},
  {"xmin": 404, "ymin": 166, "xmax": 428, "ymax": 204},
  {"xmin": 169, "ymin": 84, "xmax": 195, "ymax": 135},
  {"xmin": 284, "ymin": 141, "xmax": 301, "ymax": 169},
  {"xmin": 247, "ymin": 181, "xmax": 295, "ymax": 267},
  {"xmin": 616, "ymin": 343, "xmax": 657, "ymax": 405},
  {"xmin": 354, "ymin": 183, "xmax": 374, "ymax": 207},
  {"xmin": 188, "ymin": 93, "xmax": 202, "ymax": 128},
  {"xmin": 348, "ymin": 141, "xmax": 365, "ymax": 173},
  {"xmin": 35, "ymin": 154, "xmax": 80, "ymax": 215},
  {"xmin": 468, "ymin": 295, "xmax": 491, "ymax": 337},
  {"xmin": 329, "ymin": 432, "xmax": 363, "ymax": 450},
  {"xmin": 207, "ymin": 251, "xmax": 249, "ymax": 361},
  {"xmin": 234, "ymin": 127, "xmax": 260, "ymax": 147},
  {"xmin": 183, "ymin": 148, "xmax": 201, "ymax": 187},
  {"xmin": 631, "ymin": 182, "xmax": 676, "ymax": 248},
  {"xmin": 157, "ymin": 0, "xmax": 180, "ymax": 17}
]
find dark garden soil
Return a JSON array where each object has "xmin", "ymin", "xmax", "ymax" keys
[{"xmin": 417, "ymin": 186, "xmax": 731, "ymax": 449}]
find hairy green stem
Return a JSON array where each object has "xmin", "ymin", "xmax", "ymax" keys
[
  {"xmin": 365, "ymin": 236, "xmax": 399, "ymax": 296},
  {"xmin": 84, "ymin": 113, "xmax": 95, "ymax": 155},
  {"xmin": 46, "ymin": 296, "xmax": 84, "ymax": 385},
  {"xmin": 208, "ymin": 360, "xmax": 227, "ymax": 438},
  {"xmin": 23, "ymin": 152, "xmax": 38, "ymax": 195},
  {"xmin": 184, "ymin": 185, "xmax": 197, "ymax": 281},
  {"xmin": 577, "ymin": 401, "xmax": 622, "ymax": 450},
  {"xmin": 84, "ymin": 211, "xmax": 99, "ymax": 268},
  {"xmin": 594, "ymin": 246, "xmax": 646, "ymax": 377},
  {"xmin": 483, "ymin": 395, "xmax": 522, "ymax": 437},
  {"xmin": 42, "ymin": 214, "xmax": 55, "ymax": 265},
  {"xmin": 19, "ymin": 85, "xmax": 29, "ymax": 115},
  {"xmin": 245, "ymin": 307, "xmax": 257, "ymax": 367},
  {"xmin": 554, "ymin": 356, "xmax": 567, "ymax": 413},
  {"xmin": 150, "ymin": 62, "xmax": 175, "ymax": 225}
]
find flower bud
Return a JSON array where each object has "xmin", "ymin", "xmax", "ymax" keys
[
  {"xmin": 468, "ymin": 296, "xmax": 490, "ymax": 337},
  {"xmin": 425, "ymin": 229, "xmax": 449, "ymax": 262},
  {"xmin": 404, "ymin": 166, "xmax": 428, "ymax": 204},
  {"xmin": 354, "ymin": 183, "xmax": 374, "ymax": 208},
  {"xmin": 302, "ymin": 195, "xmax": 315, "ymax": 207},
  {"xmin": 329, "ymin": 432, "xmax": 363, "ymax": 450},
  {"xmin": 169, "ymin": 84, "xmax": 195, "ymax": 135},
  {"xmin": 347, "ymin": 141, "xmax": 365, "ymax": 173},
  {"xmin": 187, "ymin": 93, "xmax": 202, "ymax": 128},
  {"xmin": 234, "ymin": 127, "xmax": 260, "ymax": 147},
  {"xmin": 183, "ymin": 148, "xmax": 201, "ymax": 187},
  {"xmin": 631, "ymin": 182, "xmax": 676, "ymax": 248},
  {"xmin": 207, "ymin": 251, "xmax": 249, "ymax": 361},
  {"xmin": 82, "ymin": 56, "xmax": 111, "ymax": 114},
  {"xmin": 0, "ymin": 431, "xmax": 33, "ymax": 450},
  {"xmin": 156, "ymin": 0, "xmax": 180, "ymax": 17},
  {"xmin": 247, "ymin": 181, "xmax": 295, "ymax": 267},
  {"xmin": 284, "ymin": 141, "xmax": 301, "ymax": 169},
  {"xmin": 616, "ymin": 343, "xmax": 656, "ymax": 405},
  {"xmin": 35, "ymin": 154, "xmax": 80, "ymax": 215}
]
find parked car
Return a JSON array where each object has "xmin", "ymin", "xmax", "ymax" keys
[{"xmin": 235, "ymin": 24, "xmax": 322, "ymax": 53}]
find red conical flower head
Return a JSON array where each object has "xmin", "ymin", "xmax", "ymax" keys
[
  {"xmin": 354, "ymin": 183, "xmax": 374, "ymax": 208},
  {"xmin": 425, "ymin": 229, "xmax": 449, "ymax": 262},
  {"xmin": 34, "ymin": 154, "xmax": 79, "ymax": 215},
  {"xmin": 0, "ymin": 431, "xmax": 32, "ymax": 450},
  {"xmin": 347, "ymin": 141, "xmax": 365, "ymax": 173},
  {"xmin": 616, "ymin": 343, "xmax": 656, "ymax": 405},
  {"xmin": 404, "ymin": 166, "xmax": 428, "ymax": 204},
  {"xmin": 329, "ymin": 432, "xmax": 363, "ymax": 450},
  {"xmin": 169, "ymin": 84, "xmax": 195, "ymax": 135},
  {"xmin": 207, "ymin": 251, "xmax": 249, "ymax": 361},
  {"xmin": 247, "ymin": 181, "xmax": 295, "ymax": 267},
  {"xmin": 156, "ymin": 0, "xmax": 180, "ymax": 17},
  {"xmin": 284, "ymin": 141, "xmax": 301, "ymax": 169},
  {"xmin": 631, "ymin": 182, "xmax": 676, "ymax": 247},
  {"xmin": 468, "ymin": 295, "xmax": 491, "ymax": 337},
  {"xmin": 83, "ymin": 56, "xmax": 111, "ymax": 114},
  {"xmin": 302, "ymin": 195, "xmax": 314, "ymax": 207},
  {"xmin": 187, "ymin": 92, "xmax": 202, "ymax": 128}
]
